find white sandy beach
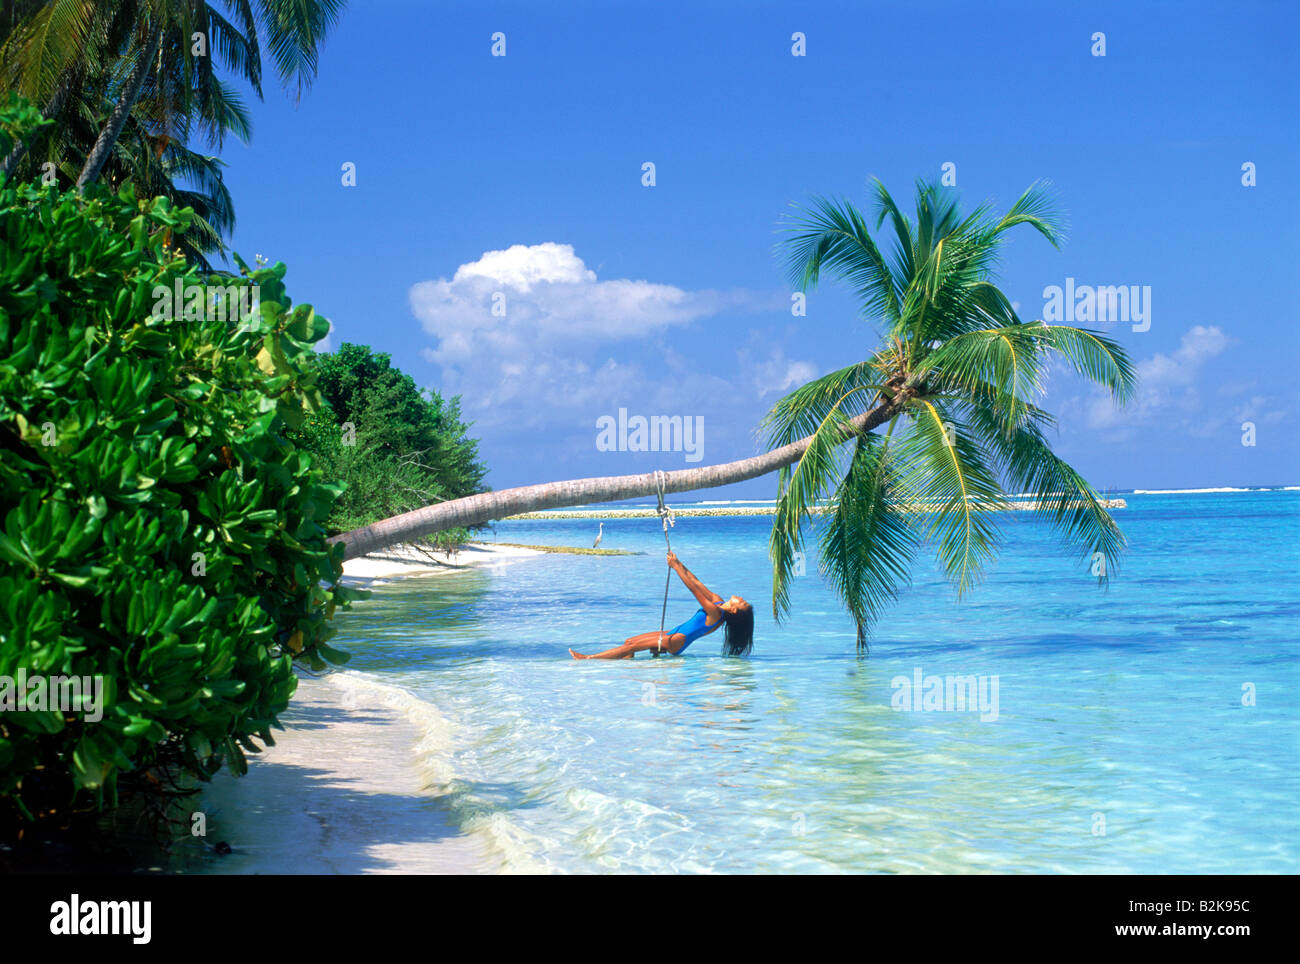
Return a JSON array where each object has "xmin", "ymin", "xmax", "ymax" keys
[
  {"xmin": 191, "ymin": 674, "xmax": 492, "ymax": 873},
  {"xmin": 338, "ymin": 540, "xmax": 545, "ymax": 584},
  {"xmin": 188, "ymin": 542, "xmax": 544, "ymax": 874}
]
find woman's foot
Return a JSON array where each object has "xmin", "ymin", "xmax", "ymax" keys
[{"xmin": 569, "ymin": 648, "xmax": 587, "ymax": 659}]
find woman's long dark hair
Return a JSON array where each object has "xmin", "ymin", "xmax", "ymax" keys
[{"xmin": 721, "ymin": 605, "xmax": 754, "ymax": 656}]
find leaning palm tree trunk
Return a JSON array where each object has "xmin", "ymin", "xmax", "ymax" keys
[
  {"xmin": 330, "ymin": 396, "xmax": 906, "ymax": 561},
  {"xmin": 0, "ymin": 78, "xmax": 71, "ymax": 180},
  {"xmin": 0, "ymin": 123, "xmax": 30, "ymax": 180},
  {"xmin": 75, "ymin": 26, "xmax": 161, "ymax": 190}
]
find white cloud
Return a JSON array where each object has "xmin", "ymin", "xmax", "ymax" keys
[
  {"xmin": 1085, "ymin": 325, "xmax": 1232, "ymax": 434},
  {"xmin": 452, "ymin": 242, "xmax": 595, "ymax": 290},
  {"xmin": 409, "ymin": 243, "xmax": 785, "ymax": 427},
  {"xmin": 748, "ymin": 349, "xmax": 818, "ymax": 398},
  {"xmin": 411, "ymin": 243, "xmax": 779, "ymax": 364}
]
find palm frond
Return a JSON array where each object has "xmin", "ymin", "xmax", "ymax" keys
[
  {"xmin": 993, "ymin": 179, "xmax": 1067, "ymax": 248},
  {"xmin": 780, "ymin": 195, "xmax": 901, "ymax": 325},
  {"xmin": 892, "ymin": 401, "xmax": 1005, "ymax": 596},
  {"xmin": 256, "ymin": 0, "xmax": 346, "ymax": 99},
  {"xmin": 761, "ymin": 360, "xmax": 886, "ymax": 448},
  {"xmin": 1024, "ymin": 323, "xmax": 1136, "ymax": 403},
  {"xmin": 966, "ymin": 401, "xmax": 1125, "ymax": 584},
  {"xmin": 0, "ymin": 0, "xmax": 98, "ymax": 103},
  {"xmin": 870, "ymin": 177, "xmax": 916, "ymax": 283},
  {"xmin": 205, "ymin": 4, "xmax": 261, "ymax": 93},
  {"xmin": 816, "ymin": 430, "xmax": 919, "ymax": 649},
  {"xmin": 769, "ymin": 402, "xmax": 861, "ymax": 621},
  {"xmin": 917, "ymin": 323, "xmax": 1047, "ymax": 422}
]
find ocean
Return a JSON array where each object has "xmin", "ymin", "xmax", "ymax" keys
[{"xmin": 294, "ymin": 489, "xmax": 1300, "ymax": 873}]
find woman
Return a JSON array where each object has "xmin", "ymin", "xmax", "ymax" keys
[{"xmin": 569, "ymin": 551, "xmax": 754, "ymax": 659}]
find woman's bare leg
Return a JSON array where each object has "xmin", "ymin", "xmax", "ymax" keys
[{"xmin": 570, "ymin": 631, "xmax": 680, "ymax": 659}]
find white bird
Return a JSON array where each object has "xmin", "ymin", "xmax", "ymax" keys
[{"xmin": 592, "ymin": 522, "xmax": 604, "ymax": 549}]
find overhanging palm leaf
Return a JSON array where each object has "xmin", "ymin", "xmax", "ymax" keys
[
  {"xmin": 995, "ymin": 180, "xmax": 1069, "ymax": 245},
  {"xmin": 817, "ymin": 431, "xmax": 919, "ymax": 651},
  {"xmin": 963, "ymin": 399, "xmax": 1124, "ymax": 584},
  {"xmin": 761, "ymin": 360, "xmax": 887, "ymax": 447},
  {"xmin": 769, "ymin": 177, "xmax": 1136, "ymax": 649},
  {"xmin": 769, "ymin": 397, "xmax": 863, "ymax": 620},
  {"xmin": 891, "ymin": 401, "xmax": 1005, "ymax": 595},
  {"xmin": 256, "ymin": 0, "xmax": 347, "ymax": 99},
  {"xmin": 919, "ymin": 323, "xmax": 1048, "ymax": 425},
  {"xmin": 0, "ymin": 0, "xmax": 99, "ymax": 105},
  {"xmin": 1026, "ymin": 323, "xmax": 1136, "ymax": 404},
  {"xmin": 782, "ymin": 197, "xmax": 901, "ymax": 325}
]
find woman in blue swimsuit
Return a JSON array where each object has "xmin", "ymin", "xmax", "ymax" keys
[{"xmin": 570, "ymin": 551, "xmax": 754, "ymax": 659}]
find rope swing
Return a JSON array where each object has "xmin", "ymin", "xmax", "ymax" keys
[{"xmin": 654, "ymin": 470, "xmax": 675, "ymax": 654}]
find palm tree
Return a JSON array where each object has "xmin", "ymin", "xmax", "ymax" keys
[
  {"xmin": 75, "ymin": 0, "xmax": 346, "ymax": 188},
  {"xmin": 7, "ymin": 71, "xmax": 238, "ymax": 264},
  {"xmin": 766, "ymin": 178, "xmax": 1134, "ymax": 648},
  {"xmin": 329, "ymin": 179, "xmax": 1135, "ymax": 653},
  {"xmin": 103, "ymin": 125, "xmax": 237, "ymax": 267},
  {"xmin": 0, "ymin": 0, "xmax": 345, "ymax": 188},
  {"xmin": 0, "ymin": 0, "xmax": 119, "ymax": 179}
]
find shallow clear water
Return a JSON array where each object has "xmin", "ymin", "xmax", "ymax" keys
[{"xmin": 325, "ymin": 491, "xmax": 1300, "ymax": 873}]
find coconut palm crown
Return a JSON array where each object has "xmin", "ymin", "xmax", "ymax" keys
[{"xmin": 766, "ymin": 178, "xmax": 1137, "ymax": 650}]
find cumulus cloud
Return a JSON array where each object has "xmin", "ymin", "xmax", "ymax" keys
[
  {"xmin": 1084, "ymin": 325, "xmax": 1232, "ymax": 434},
  {"xmin": 409, "ymin": 243, "xmax": 789, "ymax": 427},
  {"xmin": 412, "ymin": 243, "xmax": 780, "ymax": 364},
  {"xmin": 746, "ymin": 348, "xmax": 818, "ymax": 398}
]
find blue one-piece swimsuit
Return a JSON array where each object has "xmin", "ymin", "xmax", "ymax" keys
[{"xmin": 666, "ymin": 598, "xmax": 724, "ymax": 653}]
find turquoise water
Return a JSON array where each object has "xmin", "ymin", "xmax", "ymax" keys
[{"xmin": 326, "ymin": 490, "xmax": 1300, "ymax": 873}]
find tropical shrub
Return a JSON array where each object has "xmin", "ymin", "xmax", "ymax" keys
[{"xmin": 0, "ymin": 105, "xmax": 360, "ymax": 829}]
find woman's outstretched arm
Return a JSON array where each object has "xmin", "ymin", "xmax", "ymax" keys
[{"xmin": 668, "ymin": 552, "xmax": 722, "ymax": 615}]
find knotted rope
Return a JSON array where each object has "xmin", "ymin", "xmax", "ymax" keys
[{"xmin": 655, "ymin": 470, "xmax": 674, "ymax": 654}]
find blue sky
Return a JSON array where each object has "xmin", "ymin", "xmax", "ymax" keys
[{"xmin": 215, "ymin": 0, "xmax": 1299, "ymax": 494}]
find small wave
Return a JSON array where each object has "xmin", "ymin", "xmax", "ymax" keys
[
  {"xmin": 1132, "ymin": 487, "xmax": 1252, "ymax": 494},
  {"xmin": 464, "ymin": 812, "xmax": 557, "ymax": 875},
  {"xmin": 327, "ymin": 672, "xmax": 458, "ymax": 784},
  {"xmin": 328, "ymin": 672, "xmax": 560, "ymax": 872}
]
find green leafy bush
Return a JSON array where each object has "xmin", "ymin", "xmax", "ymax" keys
[{"xmin": 0, "ymin": 108, "xmax": 361, "ymax": 827}]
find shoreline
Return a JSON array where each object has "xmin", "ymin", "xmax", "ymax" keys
[
  {"xmin": 338, "ymin": 541, "xmax": 546, "ymax": 585},
  {"xmin": 185, "ymin": 672, "xmax": 494, "ymax": 874},
  {"xmin": 189, "ymin": 540, "xmax": 550, "ymax": 875},
  {"xmin": 505, "ymin": 499, "xmax": 1128, "ymax": 520}
]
